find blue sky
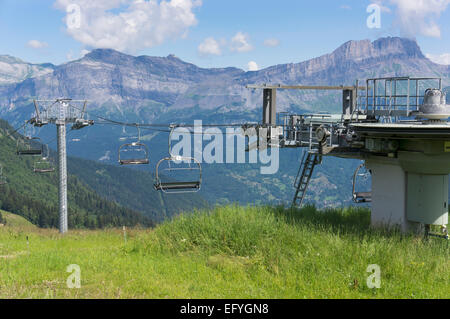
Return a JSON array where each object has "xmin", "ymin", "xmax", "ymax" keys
[{"xmin": 0, "ymin": 0, "xmax": 449, "ymax": 69}]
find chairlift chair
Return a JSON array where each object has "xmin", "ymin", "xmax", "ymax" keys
[
  {"xmin": 352, "ymin": 163, "xmax": 372, "ymax": 203},
  {"xmin": 154, "ymin": 156, "xmax": 202, "ymax": 193},
  {"xmin": 16, "ymin": 136, "xmax": 43, "ymax": 156},
  {"xmin": 34, "ymin": 161, "xmax": 55, "ymax": 173},
  {"xmin": 118, "ymin": 125, "xmax": 150, "ymax": 165},
  {"xmin": 33, "ymin": 145, "xmax": 55, "ymax": 173},
  {"xmin": 118, "ymin": 142, "xmax": 150, "ymax": 165},
  {"xmin": 154, "ymin": 126, "xmax": 202, "ymax": 193}
]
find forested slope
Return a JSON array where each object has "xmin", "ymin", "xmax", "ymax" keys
[{"xmin": 0, "ymin": 119, "xmax": 155, "ymax": 229}]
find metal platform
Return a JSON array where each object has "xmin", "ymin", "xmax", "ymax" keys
[
  {"xmin": 245, "ymin": 76, "xmax": 450, "ymax": 234},
  {"xmin": 351, "ymin": 122, "xmax": 450, "ymax": 138}
]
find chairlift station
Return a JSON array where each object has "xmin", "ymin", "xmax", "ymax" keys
[
  {"xmin": 247, "ymin": 77, "xmax": 449, "ymax": 237},
  {"xmin": 19, "ymin": 76, "xmax": 449, "ymax": 238}
]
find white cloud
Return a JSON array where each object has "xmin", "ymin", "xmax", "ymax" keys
[
  {"xmin": 198, "ymin": 32, "xmax": 254, "ymax": 58},
  {"xmin": 66, "ymin": 49, "xmax": 91, "ymax": 61},
  {"xmin": 426, "ymin": 53, "xmax": 450, "ymax": 65},
  {"xmin": 230, "ymin": 32, "xmax": 253, "ymax": 53},
  {"xmin": 54, "ymin": 0, "xmax": 202, "ymax": 53},
  {"xmin": 198, "ymin": 37, "xmax": 222, "ymax": 56},
  {"xmin": 27, "ymin": 40, "xmax": 48, "ymax": 49},
  {"xmin": 263, "ymin": 38, "xmax": 280, "ymax": 47},
  {"xmin": 247, "ymin": 61, "xmax": 258, "ymax": 71},
  {"xmin": 377, "ymin": 0, "xmax": 450, "ymax": 38},
  {"xmin": 340, "ymin": 4, "xmax": 351, "ymax": 10},
  {"xmin": 371, "ymin": 1, "xmax": 391, "ymax": 13}
]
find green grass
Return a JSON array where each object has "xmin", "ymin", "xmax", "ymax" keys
[{"xmin": 0, "ymin": 205, "xmax": 448, "ymax": 299}]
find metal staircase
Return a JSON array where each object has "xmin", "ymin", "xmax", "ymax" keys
[{"xmin": 292, "ymin": 151, "xmax": 320, "ymax": 208}]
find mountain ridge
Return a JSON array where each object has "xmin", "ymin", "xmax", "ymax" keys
[
  {"xmin": 242, "ymin": 37, "xmax": 448, "ymax": 86},
  {"xmin": 1, "ymin": 36, "xmax": 449, "ymax": 120}
]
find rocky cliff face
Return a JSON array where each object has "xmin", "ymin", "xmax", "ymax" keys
[
  {"xmin": 243, "ymin": 37, "xmax": 442, "ymax": 84},
  {"xmin": 335, "ymin": 37, "xmax": 425, "ymax": 62}
]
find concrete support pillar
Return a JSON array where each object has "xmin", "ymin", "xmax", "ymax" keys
[{"xmin": 365, "ymin": 161, "xmax": 421, "ymax": 233}]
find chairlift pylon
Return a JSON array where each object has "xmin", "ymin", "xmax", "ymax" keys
[
  {"xmin": 118, "ymin": 125, "xmax": 150, "ymax": 165},
  {"xmin": 352, "ymin": 163, "xmax": 372, "ymax": 203},
  {"xmin": 154, "ymin": 126, "xmax": 202, "ymax": 193}
]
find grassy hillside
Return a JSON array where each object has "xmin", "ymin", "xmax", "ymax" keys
[
  {"xmin": 0, "ymin": 119, "xmax": 154, "ymax": 229},
  {"xmin": 0, "ymin": 210, "xmax": 35, "ymax": 228},
  {"xmin": 0, "ymin": 205, "xmax": 447, "ymax": 298}
]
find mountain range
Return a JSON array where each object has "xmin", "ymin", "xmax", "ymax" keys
[
  {"xmin": 0, "ymin": 36, "xmax": 449, "ymax": 213},
  {"xmin": 1, "ymin": 37, "xmax": 449, "ymax": 119}
]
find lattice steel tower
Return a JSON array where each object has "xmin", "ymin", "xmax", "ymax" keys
[{"xmin": 31, "ymin": 99, "xmax": 93, "ymax": 234}]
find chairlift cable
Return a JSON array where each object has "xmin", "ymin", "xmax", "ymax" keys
[
  {"xmin": 88, "ymin": 120, "xmax": 248, "ymax": 135},
  {"xmin": 2, "ymin": 121, "xmax": 29, "ymax": 139},
  {"xmin": 68, "ymin": 103, "xmax": 248, "ymax": 130}
]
